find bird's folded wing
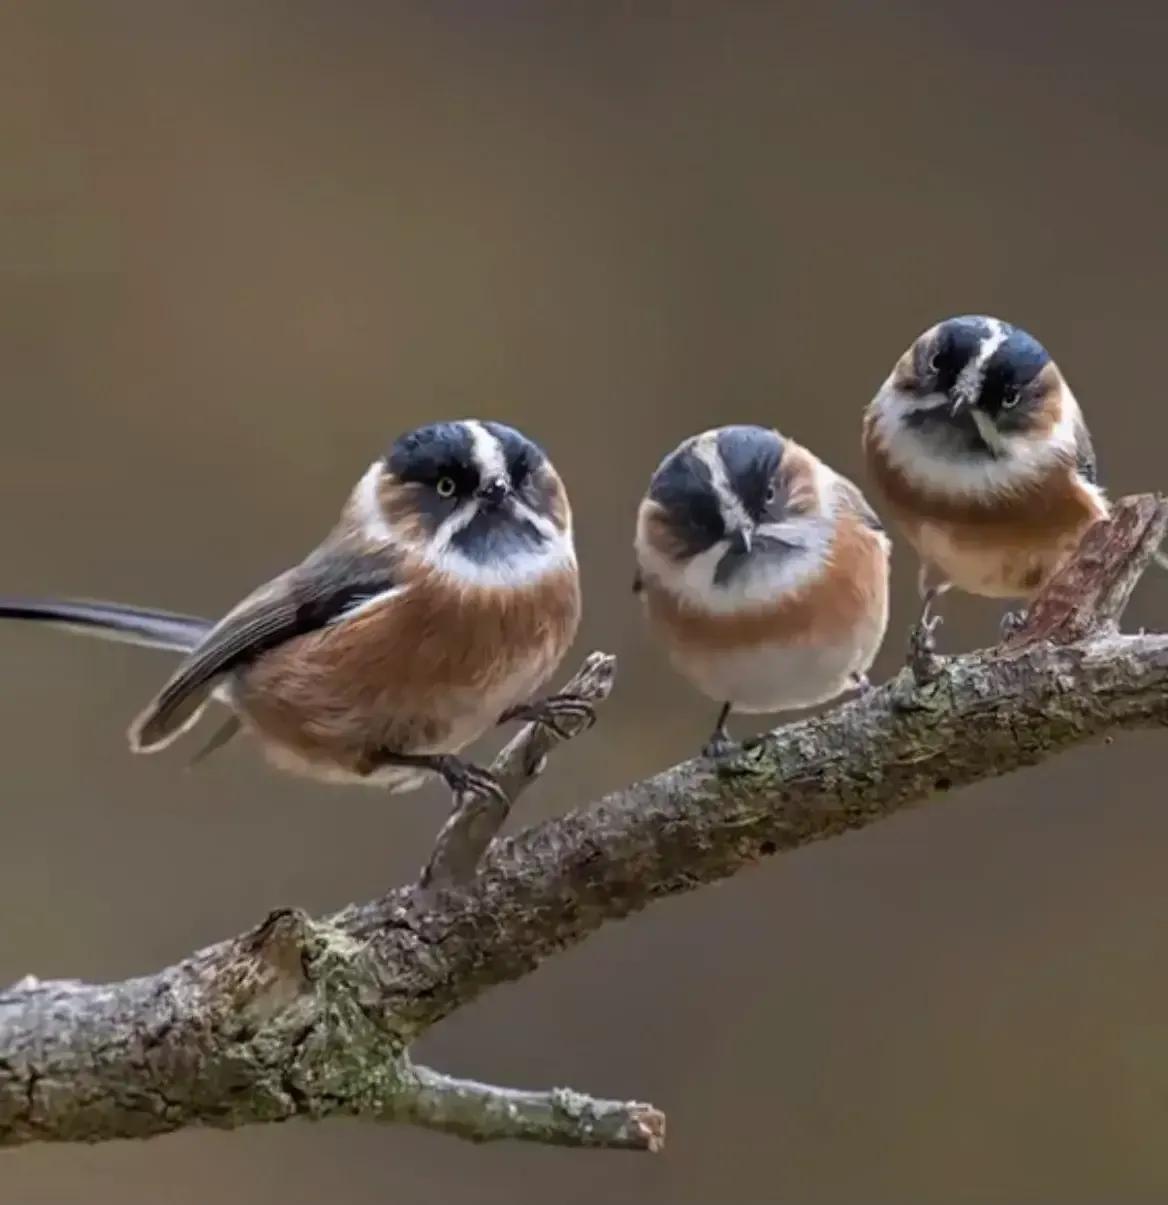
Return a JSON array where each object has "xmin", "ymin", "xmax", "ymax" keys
[
  {"xmin": 834, "ymin": 475, "xmax": 886, "ymax": 533},
  {"xmin": 1073, "ymin": 416, "xmax": 1099, "ymax": 486},
  {"xmin": 130, "ymin": 545, "xmax": 402, "ymax": 752}
]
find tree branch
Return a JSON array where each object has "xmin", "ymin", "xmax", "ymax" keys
[
  {"xmin": 420, "ymin": 651, "xmax": 615, "ymax": 891},
  {"xmin": 1006, "ymin": 491, "xmax": 1168, "ymax": 644},
  {"xmin": 2, "ymin": 494, "xmax": 1165, "ymax": 1155},
  {"xmin": 393, "ymin": 1064, "xmax": 665, "ymax": 1151}
]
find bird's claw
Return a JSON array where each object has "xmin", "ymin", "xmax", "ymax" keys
[
  {"xmin": 499, "ymin": 692, "xmax": 597, "ymax": 740},
  {"xmin": 702, "ymin": 732, "xmax": 738, "ymax": 760},
  {"xmin": 908, "ymin": 612, "xmax": 944, "ymax": 684},
  {"xmin": 999, "ymin": 608, "xmax": 1028, "ymax": 640},
  {"xmin": 431, "ymin": 755, "xmax": 510, "ymax": 806},
  {"xmin": 912, "ymin": 611, "xmax": 943, "ymax": 646}
]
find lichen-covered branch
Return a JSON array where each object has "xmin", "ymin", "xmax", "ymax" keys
[{"xmin": 1, "ymin": 494, "xmax": 1165, "ymax": 1156}]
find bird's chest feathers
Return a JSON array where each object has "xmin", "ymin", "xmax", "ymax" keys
[
  {"xmin": 865, "ymin": 406, "xmax": 1084, "ymax": 513},
  {"xmin": 352, "ymin": 568, "xmax": 577, "ymax": 695},
  {"xmin": 872, "ymin": 454, "xmax": 1108, "ymax": 597},
  {"xmin": 867, "ymin": 422, "xmax": 1104, "ymax": 529},
  {"xmin": 643, "ymin": 521, "xmax": 886, "ymax": 653}
]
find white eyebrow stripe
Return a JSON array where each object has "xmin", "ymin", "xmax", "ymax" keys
[
  {"xmin": 466, "ymin": 420, "xmax": 508, "ymax": 483},
  {"xmin": 691, "ymin": 432, "xmax": 752, "ymax": 531}
]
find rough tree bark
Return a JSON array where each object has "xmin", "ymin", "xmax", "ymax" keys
[{"xmin": 1, "ymin": 494, "xmax": 1165, "ymax": 1155}]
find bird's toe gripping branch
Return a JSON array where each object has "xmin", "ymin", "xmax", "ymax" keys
[
  {"xmin": 499, "ymin": 691, "xmax": 599, "ymax": 740},
  {"xmin": 419, "ymin": 651, "xmax": 617, "ymax": 890}
]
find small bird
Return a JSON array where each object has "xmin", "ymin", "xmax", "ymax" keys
[
  {"xmin": 0, "ymin": 419, "xmax": 589, "ymax": 800},
  {"xmin": 633, "ymin": 424, "xmax": 891, "ymax": 755},
  {"xmin": 862, "ymin": 315, "xmax": 1108, "ymax": 646}
]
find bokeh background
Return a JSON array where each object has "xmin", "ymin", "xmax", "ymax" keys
[{"xmin": 2, "ymin": 4, "xmax": 1167, "ymax": 1202}]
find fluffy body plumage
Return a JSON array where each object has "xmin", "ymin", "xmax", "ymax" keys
[
  {"xmin": 0, "ymin": 420, "xmax": 581, "ymax": 795},
  {"xmin": 863, "ymin": 315, "xmax": 1107, "ymax": 606},
  {"xmin": 634, "ymin": 425, "xmax": 890, "ymax": 752}
]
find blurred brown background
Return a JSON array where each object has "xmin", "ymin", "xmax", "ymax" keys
[{"xmin": 2, "ymin": 3, "xmax": 1167, "ymax": 1202}]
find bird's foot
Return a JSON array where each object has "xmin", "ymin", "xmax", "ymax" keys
[
  {"xmin": 848, "ymin": 671, "xmax": 873, "ymax": 695},
  {"xmin": 702, "ymin": 726, "xmax": 740, "ymax": 761},
  {"xmin": 499, "ymin": 692, "xmax": 597, "ymax": 740},
  {"xmin": 702, "ymin": 702, "xmax": 739, "ymax": 760},
  {"xmin": 702, "ymin": 734, "xmax": 737, "ymax": 760},
  {"xmin": 426, "ymin": 755, "xmax": 510, "ymax": 805},
  {"xmin": 364, "ymin": 748, "xmax": 509, "ymax": 805},
  {"xmin": 908, "ymin": 612, "xmax": 944, "ymax": 685},
  {"xmin": 999, "ymin": 608, "xmax": 1028, "ymax": 641}
]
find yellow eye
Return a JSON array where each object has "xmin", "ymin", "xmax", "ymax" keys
[{"xmin": 436, "ymin": 476, "xmax": 457, "ymax": 498}]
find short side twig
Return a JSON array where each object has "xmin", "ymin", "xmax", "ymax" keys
[
  {"xmin": 419, "ymin": 652, "xmax": 616, "ymax": 890},
  {"xmin": 1007, "ymin": 492, "xmax": 1168, "ymax": 647},
  {"xmin": 393, "ymin": 1062, "xmax": 664, "ymax": 1151}
]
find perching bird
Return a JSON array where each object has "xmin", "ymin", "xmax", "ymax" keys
[
  {"xmin": 0, "ymin": 420, "xmax": 588, "ymax": 800},
  {"xmin": 862, "ymin": 315, "xmax": 1108, "ymax": 644},
  {"xmin": 633, "ymin": 424, "xmax": 891, "ymax": 755}
]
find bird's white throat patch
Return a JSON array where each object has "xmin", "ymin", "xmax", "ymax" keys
[
  {"xmin": 355, "ymin": 458, "xmax": 574, "ymax": 588},
  {"xmin": 868, "ymin": 378, "xmax": 1084, "ymax": 500},
  {"xmin": 424, "ymin": 528, "xmax": 577, "ymax": 589}
]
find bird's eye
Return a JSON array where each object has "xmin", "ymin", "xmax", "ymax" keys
[
  {"xmin": 436, "ymin": 476, "xmax": 457, "ymax": 498},
  {"xmin": 1000, "ymin": 387, "xmax": 1020, "ymax": 410},
  {"xmin": 764, "ymin": 484, "xmax": 777, "ymax": 506},
  {"xmin": 926, "ymin": 351, "xmax": 941, "ymax": 375}
]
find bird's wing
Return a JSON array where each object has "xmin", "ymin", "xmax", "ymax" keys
[
  {"xmin": 1073, "ymin": 416, "xmax": 1099, "ymax": 485},
  {"xmin": 834, "ymin": 475, "xmax": 886, "ymax": 534},
  {"xmin": 130, "ymin": 544, "xmax": 402, "ymax": 752}
]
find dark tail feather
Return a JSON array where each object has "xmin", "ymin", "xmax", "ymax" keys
[
  {"xmin": 0, "ymin": 597, "xmax": 212, "ymax": 654},
  {"xmin": 184, "ymin": 713, "xmax": 244, "ymax": 769}
]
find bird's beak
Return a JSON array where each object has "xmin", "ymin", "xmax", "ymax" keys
[
  {"xmin": 728, "ymin": 526, "xmax": 752, "ymax": 556},
  {"xmin": 476, "ymin": 477, "xmax": 510, "ymax": 509}
]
